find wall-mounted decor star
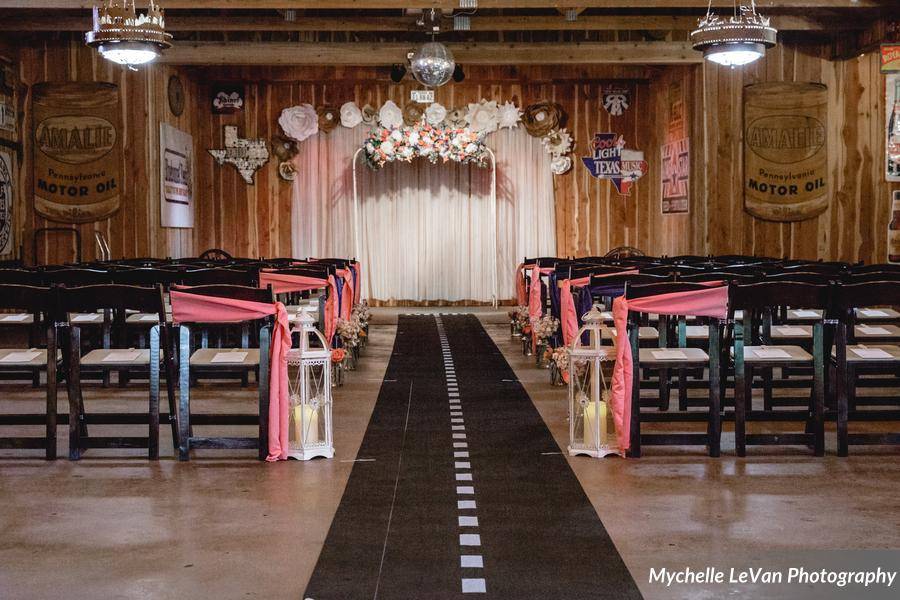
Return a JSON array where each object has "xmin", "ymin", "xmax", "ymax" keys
[{"xmin": 208, "ymin": 125, "xmax": 269, "ymax": 185}]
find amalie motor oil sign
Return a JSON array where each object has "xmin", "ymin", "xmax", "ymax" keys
[{"xmin": 32, "ymin": 82, "xmax": 122, "ymax": 223}]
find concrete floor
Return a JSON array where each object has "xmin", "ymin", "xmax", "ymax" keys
[{"xmin": 1, "ymin": 308, "xmax": 898, "ymax": 599}]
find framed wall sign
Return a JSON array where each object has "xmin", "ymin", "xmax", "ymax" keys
[
  {"xmin": 159, "ymin": 123, "xmax": 194, "ymax": 228},
  {"xmin": 0, "ymin": 148, "xmax": 13, "ymax": 256},
  {"xmin": 211, "ymin": 84, "xmax": 245, "ymax": 114}
]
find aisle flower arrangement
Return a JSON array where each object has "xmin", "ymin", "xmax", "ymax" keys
[
  {"xmin": 351, "ymin": 301, "xmax": 371, "ymax": 349},
  {"xmin": 550, "ymin": 346, "xmax": 570, "ymax": 385},
  {"xmin": 531, "ymin": 315, "xmax": 559, "ymax": 367},
  {"xmin": 330, "ymin": 348, "xmax": 346, "ymax": 387},
  {"xmin": 336, "ymin": 316, "xmax": 363, "ymax": 370},
  {"xmin": 362, "ymin": 120, "xmax": 489, "ymax": 170}
]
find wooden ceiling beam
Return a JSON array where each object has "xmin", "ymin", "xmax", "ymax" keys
[
  {"xmin": 0, "ymin": 14, "xmax": 843, "ymax": 32},
  {"xmin": 158, "ymin": 40, "xmax": 703, "ymax": 65},
  {"xmin": 0, "ymin": 1, "xmax": 882, "ymax": 9}
]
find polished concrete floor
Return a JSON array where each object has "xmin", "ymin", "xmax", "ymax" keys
[{"xmin": 1, "ymin": 309, "xmax": 898, "ymax": 599}]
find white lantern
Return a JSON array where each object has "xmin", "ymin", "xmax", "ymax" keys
[
  {"xmin": 287, "ymin": 310, "xmax": 334, "ymax": 460},
  {"xmin": 568, "ymin": 307, "xmax": 618, "ymax": 457}
]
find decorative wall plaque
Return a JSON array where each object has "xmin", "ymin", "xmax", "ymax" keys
[
  {"xmin": 211, "ymin": 85, "xmax": 245, "ymax": 114},
  {"xmin": 208, "ymin": 125, "xmax": 269, "ymax": 185},
  {"xmin": 167, "ymin": 75, "xmax": 185, "ymax": 117},
  {"xmin": 31, "ymin": 82, "xmax": 123, "ymax": 223},
  {"xmin": 160, "ymin": 123, "xmax": 194, "ymax": 228},
  {"xmin": 743, "ymin": 82, "xmax": 828, "ymax": 222}
]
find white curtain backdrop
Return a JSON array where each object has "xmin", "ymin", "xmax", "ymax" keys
[{"xmin": 291, "ymin": 126, "xmax": 555, "ymax": 302}]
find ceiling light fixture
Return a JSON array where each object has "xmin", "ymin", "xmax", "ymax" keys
[
  {"xmin": 691, "ymin": 0, "xmax": 776, "ymax": 67},
  {"xmin": 85, "ymin": 0, "xmax": 172, "ymax": 70},
  {"xmin": 409, "ymin": 9, "xmax": 456, "ymax": 88}
]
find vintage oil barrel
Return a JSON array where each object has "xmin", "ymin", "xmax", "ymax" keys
[
  {"xmin": 32, "ymin": 81, "xmax": 122, "ymax": 223},
  {"xmin": 743, "ymin": 82, "xmax": 828, "ymax": 222}
]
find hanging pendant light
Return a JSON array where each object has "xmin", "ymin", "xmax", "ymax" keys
[
  {"xmin": 85, "ymin": 0, "xmax": 172, "ymax": 69},
  {"xmin": 691, "ymin": 0, "xmax": 777, "ymax": 67}
]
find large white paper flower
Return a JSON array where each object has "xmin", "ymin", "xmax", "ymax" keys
[
  {"xmin": 340, "ymin": 102, "xmax": 363, "ymax": 128},
  {"xmin": 465, "ymin": 100, "xmax": 500, "ymax": 134},
  {"xmin": 497, "ymin": 101, "xmax": 522, "ymax": 129},
  {"xmin": 542, "ymin": 129, "xmax": 573, "ymax": 157},
  {"xmin": 361, "ymin": 104, "xmax": 377, "ymax": 126},
  {"xmin": 550, "ymin": 155, "xmax": 572, "ymax": 175},
  {"xmin": 278, "ymin": 104, "xmax": 319, "ymax": 142},
  {"xmin": 378, "ymin": 100, "xmax": 403, "ymax": 129},
  {"xmin": 425, "ymin": 102, "xmax": 448, "ymax": 126}
]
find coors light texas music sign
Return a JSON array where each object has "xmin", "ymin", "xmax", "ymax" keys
[
  {"xmin": 32, "ymin": 82, "xmax": 123, "ymax": 223},
  {"xmin": 581, "ymin": 133, "xmax": 647, "ymax": 196},
  {"xmin": 743, "ymin": 82, "xmax": 828, "ymax": 222}
]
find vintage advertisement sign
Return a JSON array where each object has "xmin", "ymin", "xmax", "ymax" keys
[
  {"xmin": 211, "ymin": 84, "xmax": 245, "ymax": 114},
  {"xmin": 32, "ymin": 82, "xmax": 122, "ymax": 223},
  {"xmin": 602, "ymin": 85, "xmax": 630, "ymax": 117},
  {"xmin": 887, "ymin": 73, "xmax": 900, "ymax": 182},
  {"xmin": 0, "ymin": 149, "xmax": 13, "ymax": 256},
  {"xmin": 159, "ymin": 123, "xmax": 194, "ymax": 228},
  {"xmin": 743, "ymin": 82, "xmax": 828, "ymax": 222},
  {"xmin": 581, "ymin": 133, "xmax": 647, "ymax": 196},
  {"xmin": 881, "ymin": 44, "xmax": 900, "ymax": 73},
  {"xmin": 889, "ymin": 190, "xmax": 900, "ymax": 264},
  {"xmin": 661, "ymin": 137, "xmax": 690, "ymax": 214},
  {"xmin": 0, "ymin": 64, "xmax": 15, "ymax": 135}
]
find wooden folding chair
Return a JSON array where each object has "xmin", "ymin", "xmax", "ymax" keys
[{"xmin": 62, "ymin": 284, "xmax": 175, "ymax": 460}]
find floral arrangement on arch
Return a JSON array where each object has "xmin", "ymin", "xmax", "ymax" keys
[
  {"xmin": 363, "ymin": 120, "xmax": 488, "ymax": 170},
  {"xmin": 277, "ymin": 98, "xmax": 574, "ymax": 178}
]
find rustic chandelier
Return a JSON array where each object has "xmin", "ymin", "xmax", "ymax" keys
[
  {"xmin": 691, "ymin": 0, "xmax": 777, "ymax": 67},
  {"xmin": 85, "ymin": 0, "xmax": 172, "ymax": 69}
]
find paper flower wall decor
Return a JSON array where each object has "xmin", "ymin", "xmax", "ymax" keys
[
  {"xmin": 271, "ymin": 134, "xmax": 298, "ymax": 162},
  {"xmin": 279, "ymin": 161, "xmax": 297, "ymax": 181},
  {"xmin": 465, "ymin": 100, "xmax": 500, "ymax": 134},
  {"xmin": 425, "ymin": 102, "xmax": 448, "ymax": 126},
  {"xmin": 317, "ymin": 105, "xmax": 339, "ymax": 133},
  {"xmin": 550, "ymin": 155, "xmax": 573, "ymax": 175},
  {"xmin": 522, "ymin": 102, "xmax": 561, "ymax": 138},
  {"xmin": 403, "ymin": 102, "xmax": 426, "ymax": 126},
  {"xmin": 340, "ymin": 102, "xmax": 363, "ymax": 128},
  {"xmin": 498, "ymin": 101, "xmax": 522, "ymax": 129},
  {"xmin": 361, "ymin": 104, "xmax": 377, "ymax": 126},
  {"xmin": 378, "ymin": 100, "xmax": 403, "ymax": 129},
  {"xmin": 543, "ymin": 129, "xmax": 573, "ymax": 157},
  {"xmin": 279, "ymin": 104, "xmax": 319, "ymax": 142},
  {"xmin": 446, "ymin": 107, "xmax": 467, "ymax": 128}
]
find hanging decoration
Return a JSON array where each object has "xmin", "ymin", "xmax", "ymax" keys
[
  {"xmin": 279, "ymin": 99, "xmax": 575, "ymax": 176},
  {"xmin": 159, "ymin": 123, "xmax": 194, "ymax": 228},
  {"xmin": 887, "ymin": 73, "xmax": 900, "ymax": 182},
  {"xmin": 208, "ymin": 125, "xmax": 269, "ymax": 185},
  {"xmin": 85, "ymin": 0, "xmax": 172, "ymax": 69},
  {"xmin": 409, "ymin": 41, "xmax": 456, "ymax": 88},
  {"xmin": 882, "ymin": 45, "xmax": 900, "ymax": 73},
  {"xmin": 211, "ymin": 85, "xmax": 245, "ymax": 114},
  {"xmin": 661, "ymin": 81, "xmax": 690, "ymax": 214},
  {"xmin": 602, "ymin": 85, "xmax": 630, "ymax": 117},
  {"xmin": 581, "ymin": 133, "xmax": 647, "ymax": 196}
]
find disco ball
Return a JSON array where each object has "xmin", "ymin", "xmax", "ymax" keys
[{"xmin": 409, "ymin": 42, "xmax": 456, "ymax": 88}]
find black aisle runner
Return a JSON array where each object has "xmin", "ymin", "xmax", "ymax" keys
[{"xmin": 303, "ymin": 314, "xmax": 641, "ymax": 600}]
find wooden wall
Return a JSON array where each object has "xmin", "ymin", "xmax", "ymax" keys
[
  {"xmin": 192, "ymin": 65, "xmax": 655, "ymax": 259},
  {"xmin": 14, "ymin": 41, "xmax": 197, "ymax": 265},
  {"xmin": 7, "ymin": 40, "xmax": 900, "ymax": 267}
]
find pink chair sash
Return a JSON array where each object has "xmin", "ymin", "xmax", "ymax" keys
[
  {"xmin": 259, "ymin": 271, "xmax": 328, "ymax": 295},
  {"xmin": 336, "ymin": 268, "xmax": 354, "ymax": 321},
  {"xmin": 609, "ymin": 285, "xmax": 728, "ymax": 453},
  {"xmin": 515, "ymin": 263, "xmax": 529, "ymax": 306},
  {"xmin": 352, "ymin": 262, "xmax": 361, "ymax": 304},
  {"xmin": 170, "ymin": 289, "xmax": 293, "ymax": 462},
  {"xmin": 528, "ymin": 266, "xmax": 555, "ymax": 351},
  {"xmin": 324, "ymin": 275, "xmax": 340, "ymax": 345},
  {"xmin": 559, "ymin": 277, "xmax": 589, "ymax": 346}
]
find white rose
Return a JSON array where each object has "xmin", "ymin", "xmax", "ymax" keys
[
  {"xmin": 464, "ymin": 100, "xmax": 500, "ymax": 134},
  {"xmin": 550, "ymin": 155, "xmax": 572, "ymax": 175},
  {"xmin": 408, "ymin": 130, "xmax": 420, "ymax": 145},
  {"xmin": 379, "ymin": 100, "xmax": 403, "ymax": 129},
  {"xmin": 425, "ymin": 102, "xmax": 447, "ymax": 126},
  {"xmin": 278, "ymin": 104, "xmax": 319, "ymax": 142},
  {"xmin": 497, "ymin": 101, "xmax": 522, "ymax": 129},
  {"xmin": 465, "ymin": 143, "xmax": 478, "ymax": 154},
  {"xmin": 340, "ymin": 102, "xmax": 363, "ymax": 128},
  {"xmin": 381, "ymin": 141, "xmax": 394, "ymax": 155},
  {"xmin": 390, "ymin": 129, "xmax": 403, "ymax": 141}
]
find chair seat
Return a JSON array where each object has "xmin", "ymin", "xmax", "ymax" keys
[
  {"xmin": 684, "ymin": 325, "xmax": 708, "ymax": 339},
  {"xmin": 190, "ymin": 348, "xmax": 260, "ymax": 367},
  {"xmin": 833, "ymin": 344, "xmax": 900, "ymax": 362},
  {"xmin": 125, "ymin": 313, "xmax": 170, "ymax": 325},
  {"xmin": 854, "ymin": 307, "xmax": 900, "ymax": 321},
  {"xmin": 785, "ymin": 309, "xmax": 823, "ymax": 322},
  {"xmin": 639, "ymin": 347, "xmax": 708, "ymax": 364},
  {"xmin": 732, "ymin": 345, "xmax": 812, "ymax": 363},
  {"xmin": 0, "ymin": 313, "xmax": 34, "ymax": 325},
  {"xmin": 69, "ymin": 313, "xmax": 105, "ymax": 325},
  {"xmin": 80, "ymin": 349, "xmax": 153, "ymax": 367},
  {"xmin": 770, "ymin": 325, "xmax": 813, "ymax": 339},
  {"xmin": 605, "ymin": 326, "xmax": 659, "ymax": 341},
  {"xmin": 0, "ymin": 348, "xmax": 61, "ymax": 367},
  {"xmin": 854, "ymin": 324, "xmax": 900, "ymax": 341}
]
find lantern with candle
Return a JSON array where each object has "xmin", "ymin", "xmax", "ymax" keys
[
  {"xmin": 568, "ymin": 307, "xmax": 618, "ymax": 457},
  {"xmin": 287, "ymin": 310, "xmax": 334, "ymax": 460}
]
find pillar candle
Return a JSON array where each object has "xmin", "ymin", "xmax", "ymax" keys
[{"xmin": 291, "ymin": 404, "xmax": 320, "ymax": 445}]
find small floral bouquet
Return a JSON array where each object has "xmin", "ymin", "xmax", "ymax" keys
[
  {"xmin": 331, "ymin": 348, "xmax": 346, "ymax": 364},
  {"xmin": 336, "ymin": 316, "xmax": 362, "ymax": 348},
  {"xmin": 514, "ymin": 305, "xmax": 530, "ymax": 329},
  {"xmin": 551, "ymin": 346, "xmax": 571, "ymax": 384},
  {"xmin": 532, "ymin": 315, "xmax": 559, "ymax": 343},
  {"xmin": 351, "ymin": 301, "xmax": 371, "ymax": 327}
]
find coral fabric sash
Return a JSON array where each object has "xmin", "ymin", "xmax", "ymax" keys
[
  {"xmin": 259, "ymin": 271, "xmax": 328, "ymax": 295},
  {"xmin": 559, "ymin": 277, "xmax": 590, "ymax": 346},
  {"xmin": 324, "ymin": 275, "xmax": 340, "ymax": 345},
  {"xmin": 336, "ymin": 268, "xmax": 354, "ymax": 321},
  {"xmin": 515, "ymin": 263, "xmax": 529, "ymax": 306},
  {"xmin": 609, "ymin": 285, "xmax": 728, "ymax": 452},
  {"xmin": 170, "ymin": 289, "xmax": 293, "ymax": 462}
]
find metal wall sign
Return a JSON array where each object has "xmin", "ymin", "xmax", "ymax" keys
[
  {"xmin": 0, "ymin": 149, "xmax": 13, "ymax": 256},
  {"xmin": 208, "ymin": 125, "xmax": 269, "ymax": 185},
  {"xmin": 887, "ymin": 73, "xmax": 900, "ymax": 182},
  {"xmin": 410, "ymin": 90, "xmax": 435, "ymax": 104},
  {"xmin": 31, "ymin": 82, "xmax": 123, "ymax": 223},
  {"xmin": 581, "ymin": 132, "xmax": 647, "ymax": 196},
  {"xmin": 743, "ymin": 82, "xmax": 828, "ymax": 222}
]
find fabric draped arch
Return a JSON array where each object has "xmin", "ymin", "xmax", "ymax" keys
[{"xmin": 291, "ymin": 126, "xmax": 556, "ymax": 303}]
